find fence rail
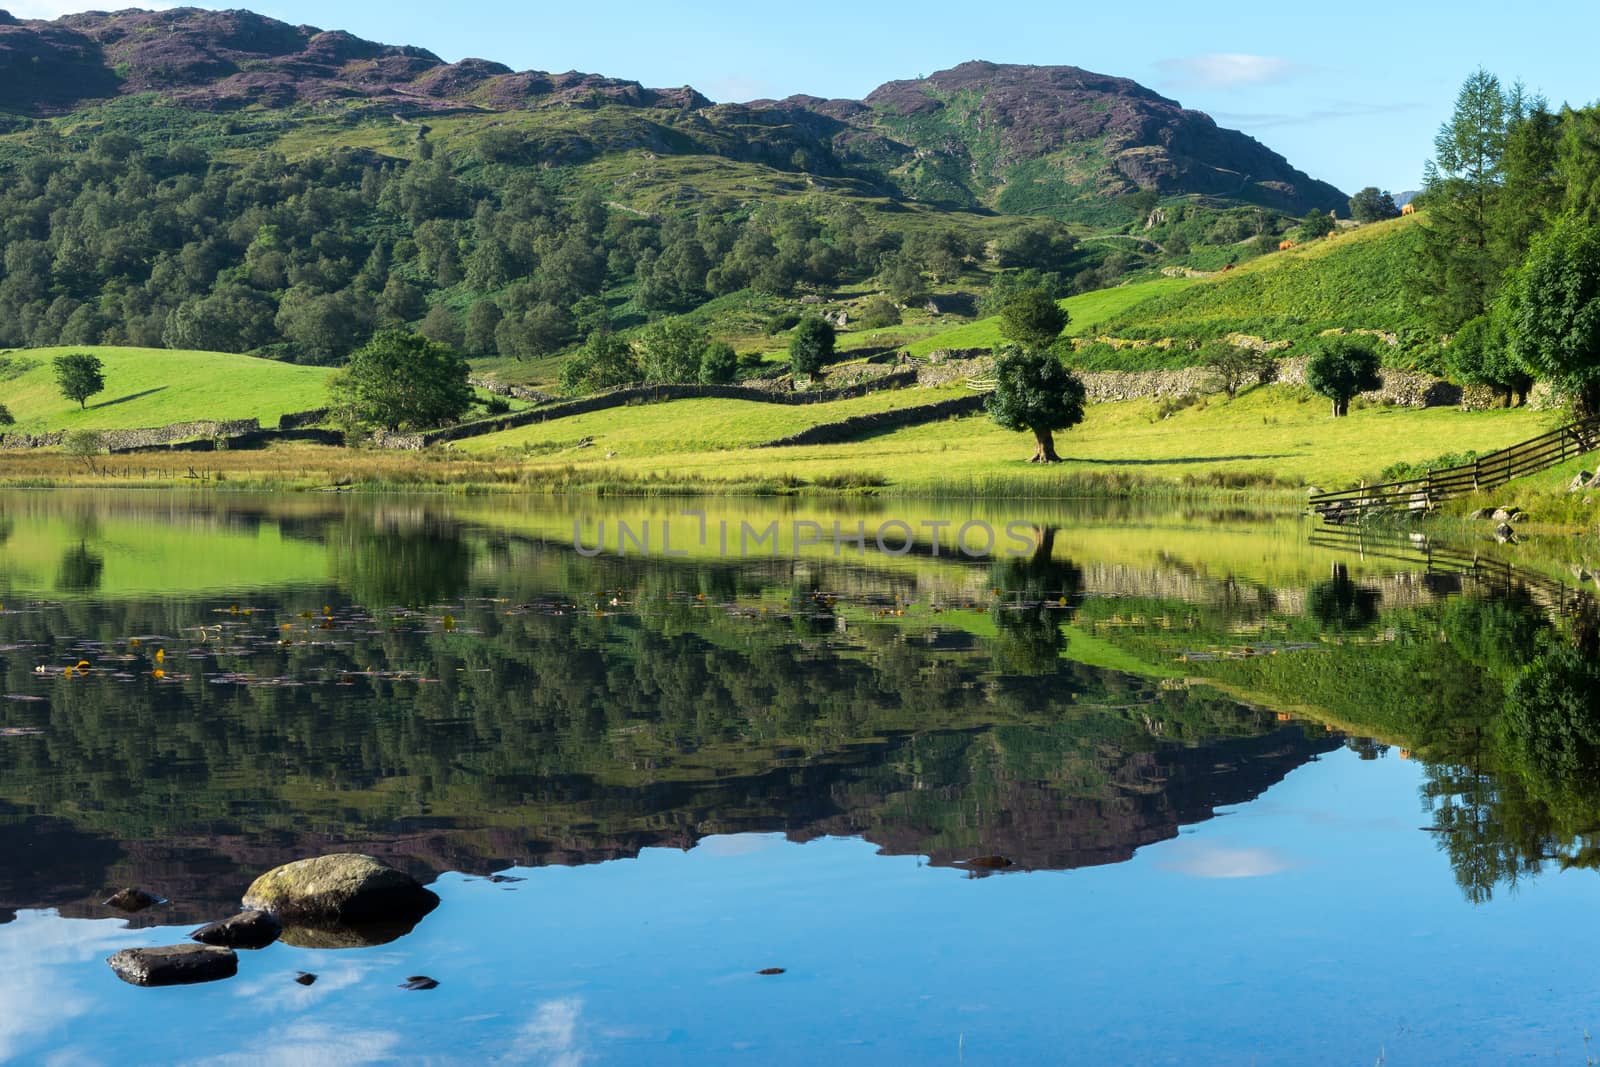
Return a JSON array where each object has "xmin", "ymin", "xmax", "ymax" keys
[
  {"xmin": 1308, "ymin": 524, "xmax": 1592, "ymax": 617},
  {"xmin": 1308, "ymin": 416, "xmax": 1600, "ymax": 523}
]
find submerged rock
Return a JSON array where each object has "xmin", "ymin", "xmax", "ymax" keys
[
  {"xmin": 103, "ymin": 888, "xmax": 161, "ymax": 913},
  {"xmin": 190, "ymin": 910, "xmax": 281, "ymax": 950},
  {"xmin": 757, "ymin": 967, "xmax": 786, "ymax": 976},
  {"xmin": 400, "ymin": 975, "xmax": 439, "ymax": 990},
  {"xmin": 294, "ymin": 971, "xmax": 318, "ymax": 986},
  {"xmin": 242, "ymin": 854, "xmax": 438, "ymax": 926},
  {"xmin": 107, "ymin": 945, "xmax": 237, "ymax": 987}
]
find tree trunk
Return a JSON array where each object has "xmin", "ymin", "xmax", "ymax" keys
[
  {"xmin": 1030, "ymin": 429, "xmax": 1061, "ymax": 463},
  {"xmin": 1332, "ymin": 398, "xmax": 1347, "ymax": 418}
]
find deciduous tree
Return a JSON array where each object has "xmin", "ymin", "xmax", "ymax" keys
[
  {"xmin": 1306, "ymin": 337, "xmax": 1383, "ymax": 417},
  {"xmin": 998, "ymin": 289, "xmax": 1068, "ymax": 350},
  {"xmin": 53, "ymin": 352, "xmax": 105, "ymax": 410},
  {"xmin": 1506, "ymin": 217, "xmax": 1600, "ymax": 417},
  {"xmin": 789, "ymin": 316, "xmax": 835, "ymax": 378},
  {"xmin": 328, "ymin": 331, "xmax": 473, "ymax": 432},
  {"xmin": 985, "ymin": 347, "xmax": 1086, "ymax": 463}
]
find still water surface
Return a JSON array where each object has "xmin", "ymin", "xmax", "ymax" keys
[{"xmin": 0, "ymin": 492, "xmax": 1597, "ymax": 1064}]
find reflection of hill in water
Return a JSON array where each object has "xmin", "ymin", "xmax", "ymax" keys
[
  {"xmin": 0, "ymin": 493, "xmax": 1592, "ymax": 923},
  {"xmin": 3, "ymin": 719, "xmax": 1339, "ymax": 925}
]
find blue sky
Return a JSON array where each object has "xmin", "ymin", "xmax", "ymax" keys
[{"xmin": 12, "ymin": 1, "xmax": 1600, "ymax": 193}]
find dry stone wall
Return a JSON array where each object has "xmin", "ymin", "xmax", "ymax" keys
[{"xmin": 1, "ymin": 418, "xmax": 262, "ymax": 452}]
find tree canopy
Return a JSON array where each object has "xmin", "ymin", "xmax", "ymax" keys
[
  {"xmin": 1349, "ymin": 187, "xmax": 1401, "ymax": 224},
  {"xmin": 52, "ymin": 352, "xmax": 106, "ymax": 410},
  {"xmin": 789, "ymin": 316, "xmax": 835, "ymax": 378},
  {"xmin": 698, "ymin": 341, "xmax": 738, "ymax": 385},
  {"xmin": 1506, "ymin": 217, "xmax": 1600, "ymax": 416},
  {"xmin": 328, "ymin": 331, "xmax": 473, "ymax": 432},
  {"xmin": 985, "ymin": 347, "xmax": 1087, "ymax": 463},
  {"xmin": 998, "ymin": 289, "xmax": 1069, "ymax": 350},
  {"xmin": 1305, "ymin": 337, "xmax": 1383, "ymax": 417}
]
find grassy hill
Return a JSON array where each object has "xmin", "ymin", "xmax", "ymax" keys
[
  {"xmin": 0, "ymin": 346, "xmax": 331, "ymax": 434},
  {"xmin": 903, "ymin": 215, "xmax": 1427, "ymax": 368},
  {"xmin": 460, "ymin": 382, "xmax": 1548, "ymax": 491},
  {"xmin": 904, "ymin": 276, "xmax": 1197, "ymax": 357},
  {"xmin": 1099, "ymin": 215, "xmax": 1426, "ymax": 348}
]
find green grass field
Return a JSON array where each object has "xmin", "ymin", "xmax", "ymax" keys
[
  {"xmin": 0, "ymin": 346, "xmax": 332, "ymax": 434},
  {"xmin": 463, "ymin": 382, "xmax": 1552, "ymax": 492},
  {"xmin": 456, "ymin": 384, "xmax": 972, "ymax": 456},
  {"xmin": 905, "ymin": 276, "xmax": 1197, "ymax": 357},
  {"xmin": 1098, "ymin": 214, "xmax": 1424, "ymax": 346}
]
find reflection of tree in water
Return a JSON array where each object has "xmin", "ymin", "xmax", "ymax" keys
[
  {"xmin": 1420, "ymin": 598, "xmax": 1600, "ymax": 903},
  {"xmin": 330, "ymin": 515, "xmax": 474, "ymax": 607},
  {"xmin": 55, "ymin": 541, "xmax": 104, "ymax": 593},
  {"xmin": 989, "ymin": 527, "xmax": 1084, "ymax": 675},
  {"xmin": 1307, "ymin": 563, "xmax": 1381, "ymax": 632}
]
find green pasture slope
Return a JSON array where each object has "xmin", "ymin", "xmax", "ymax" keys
[
  {"xmin": 904, "ymin": 276, "xmax": 1197, "ymax": 357},
  {"xmin": 1098, "ymin": 214, "xmax": 1425, "ymax": 346},
  {"xmin": 0, "ymin": 347, "xmax": 332, "ymax": 434},
  {"xmin": 906, "ymin": 214, "xmax": 1424, "ymax": 366}
]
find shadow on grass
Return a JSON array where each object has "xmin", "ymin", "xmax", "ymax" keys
[
  {"xmin": 1066, "ymin": 454, "xmax": 1297, "ymax": 466},
  {"xmin": 90, "ymin": 387, "xmax": 168, "ymax": 410}
]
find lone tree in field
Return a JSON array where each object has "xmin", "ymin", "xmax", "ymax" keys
[
  {"xmin": 53, "ymin": 352, "xmax": 105, "ymax": 410},
  {"xmin": 1306, "ymin": 337, "xmax": 1383, "ymax": 417},
  {"xmin": 998, "ymin": 289, "xmax": 1068, "ymax": 350},
  {"xmin": 1202, "ymin": 342, "xmax": 1277, "ymax": 400},
  {"xmin": 789, "ymin": 316, "xmax": 835, "ymax": 378},
  {"xmin": 329, "ymin": 330, "xmax": 473, "ymax": 432},
  {"xmin": 986, "ymin": 347, "xmax": 1087, "ymax": 463},
  {"xmin": 1507, "ymin": 217, "xmax": 1600, "ymax": 417},
  {"xmin": 0, "ymin": 403, "xmax": 13, "ymax": 427}
]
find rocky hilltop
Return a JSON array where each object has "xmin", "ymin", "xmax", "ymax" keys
[{"xmin": 0, "ymin": 7, "xmax": 1344, "ymax": 218}]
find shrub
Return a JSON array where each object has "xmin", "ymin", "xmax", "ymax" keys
[
  {"xmin": 789, "ymin": 316, "xmax": 836, "ymax": 377},
  {"xmin": 699, "ymin": 341, "xmax": 738, "ymax": 385},
  {"xmin": 858, "ymin": 296, "xmax": 902, "ymax": 330},
  {"xmin": 765, "ymin": 311, "xmax": 801, "ymax": 335}
]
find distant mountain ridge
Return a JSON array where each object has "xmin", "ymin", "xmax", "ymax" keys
[{"xmin": 0, "ymin": 7, "xmax": 1345, "ymax": 219}]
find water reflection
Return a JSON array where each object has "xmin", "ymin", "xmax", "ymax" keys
[{"xmin": 0, "ymin": 491, "xmax": 1595, "ymax": 929}]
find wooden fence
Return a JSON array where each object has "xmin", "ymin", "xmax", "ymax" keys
[
  {"xmin": 1308, "ymin": 416, "xmax": 1600, "ymax": 523},
  {"xmin": 1308, "ymin": 524, "xmax": 1593, "ymax": 617}
]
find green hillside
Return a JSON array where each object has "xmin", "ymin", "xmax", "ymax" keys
[
  {"xmin": 905, "ymin": 276, "xmax": 1197, "ymax": 357},
  {"xmin": 902, "ymin": 215, "xmax": 1427, "ymax": 369},
  {"xmin": 0, "ymin": 346, "xmax": 331, "ymax": 434},
  {"xmin": 1100, "ymin": 215, "xmax": 1425, "ymax": 347}
]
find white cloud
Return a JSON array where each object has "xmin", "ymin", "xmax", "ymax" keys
[
  {"xmin": 1157, "ymin": 842, "xmax": 1294, "ymax": 879},
  {"xmin": 185, "ymin": 1021, "xmax": 403, "ymax": 1067},
  {"xmin": 502, "ymin": 998, "xmax": 588, "ymax": 1067},
  {"xmin": 0, "ymin": 912, "xmax": 135, "ymax": 1064},
  {"xmin": 1157, "ymin": 53, "xmax": 1304, "ymax": 90}
]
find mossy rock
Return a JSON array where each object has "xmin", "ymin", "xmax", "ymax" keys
[{"xmin": 242, "ymin": 854, "xmax": 439, "ymax": 926}]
